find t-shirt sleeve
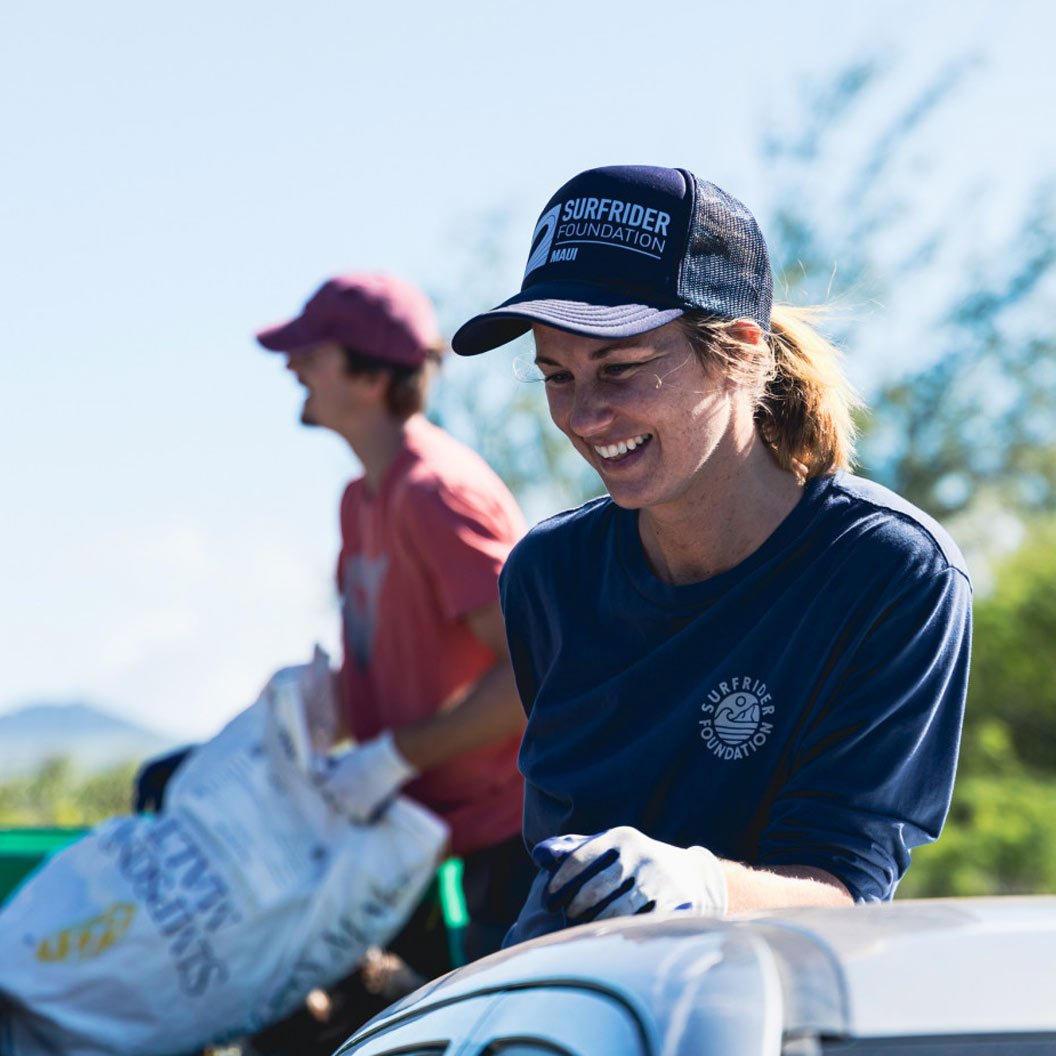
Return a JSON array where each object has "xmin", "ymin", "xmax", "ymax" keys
[
  {"xmin": 401, "ymin": 477, "xmax": 523, "ymax": 622},
  {"xmin": 499, "ymin": 539, "xmax": 546, "ymax": 715},
  {"xmin": 757, "ymin": 566, "xmax": 972, "ymax": 902}
]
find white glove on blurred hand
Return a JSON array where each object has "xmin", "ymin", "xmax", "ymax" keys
[
  {"xmin": 534, "ymin": 826, "xmax": 728, "ymax": 923},
  {"xmin": 321, "ymin": 731, "xmax": 418, "ymax": 823}
]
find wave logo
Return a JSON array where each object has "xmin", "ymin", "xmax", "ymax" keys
[
  {"xmin": 524, "ymin": 204, "xmax": 562, "ymax": 276},
  {"xmin": 699, "ymin": 677, "xmax": 774, "ymax": 762},
  {"xmin": 36, "ymin": 901, "xmax": 136, "ymax": 963}
]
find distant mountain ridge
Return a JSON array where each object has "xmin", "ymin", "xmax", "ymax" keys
[{"xmin": 0, "ymin": 702, "xmax": 182, "ymax": 776}]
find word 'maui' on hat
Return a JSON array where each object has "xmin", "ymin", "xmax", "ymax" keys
[
  {"xmin": 452, "ymin": 165, "xmax": 772, "ymax": 356},
  {"xmin": 257, "ymin": 273, "xmax": 440, "ymax": 368}
]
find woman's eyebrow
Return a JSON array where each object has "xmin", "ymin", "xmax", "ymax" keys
[{"xmin": 535, "ymin": 343, "xmax": 652, "ymax": 366}]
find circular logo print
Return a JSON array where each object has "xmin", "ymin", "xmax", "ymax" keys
[
  {"xmin": 712, "ymin": 692, "xmax": 762, "ymax": 746},
  {"xmin": 699, "ymin": 678, "xmax": 775, "ymax": 761}
]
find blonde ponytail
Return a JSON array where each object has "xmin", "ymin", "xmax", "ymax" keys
[
  {"xmin": 677, "ymin": 306, "xmax": 862, "ymax": 480},
  {"xmin": 760, "ymin": 306, "xmax": 861, "ymax": 478}
]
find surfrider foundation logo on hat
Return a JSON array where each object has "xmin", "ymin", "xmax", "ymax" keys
[
  {"xmin": 525, "ymin": 205, "xmax": 562, "ymax": 274},
  {"xmin": 698, "ymin": 676, "xmax": 774, "ymax": 762},
  {"xmin": 526, "ymin": 194, "xmax": 675, "ymax": 276}
]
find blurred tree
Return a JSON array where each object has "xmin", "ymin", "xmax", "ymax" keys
[
  {"xmin": 760, "ymin": 59, "xmax": 1056, "ymax": 520},
  {"xmin": 898, "ymin": 514, "xmax": 1056, "ymax": 897},
  {"xmin": 428, "ymin": 212, "xmax": 605, "ymax": 522},
  {"xmin": 898, "ymin": 771, "xmax": 1056, "ymax": 897},
  {"xmin": 959, "ymin": 517, "xmax": 1056, "ymax": 775},
  {"xmin": 866, "ymin": 200, "xmax": 1056, "ymax": 519},
  {"xmin": 0, "ymin": 757, "xmax": 136, "ymax": 826},
  {"xmin": 761, "ymin": 58, "xmax": 974, "ymax": 310}
]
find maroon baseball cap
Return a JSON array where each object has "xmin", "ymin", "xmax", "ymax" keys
[{"xmin": 256, "ymin": 273, "xmax": 441, "ymax": 367}]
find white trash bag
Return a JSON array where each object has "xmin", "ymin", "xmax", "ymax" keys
[{"xmin": 0, "ymin": 649, "xmax": 449, "ymax": 1056}]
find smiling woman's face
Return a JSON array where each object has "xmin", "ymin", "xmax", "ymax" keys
[{"xmin": 532, "ymin": 320, "xmax": 746, "ymax": 514}]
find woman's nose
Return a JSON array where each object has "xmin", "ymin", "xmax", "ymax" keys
[{"xmin": 567, "ymin": 381, "xmax": 614, "ymax": 438}]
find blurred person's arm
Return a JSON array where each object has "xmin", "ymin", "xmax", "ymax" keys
[{"xmin": 393, "ymin": 599, "xmax": 524, "ymax": 770}]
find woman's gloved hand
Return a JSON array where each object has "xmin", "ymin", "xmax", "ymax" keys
[{"xmin": 533, "ymin": 826, "xmax": 729, "ymax": 923}]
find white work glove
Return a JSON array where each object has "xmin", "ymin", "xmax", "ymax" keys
[
  {"xmin": 533, "ymin": 826, "xmax": 728, "ymax": 924},
  {"xmin": 321, "ymin": 730, "xmax": 418, "ymax": 823}
]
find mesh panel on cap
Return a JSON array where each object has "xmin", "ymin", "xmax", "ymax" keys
[{"xmin": 678, "ymin": 177, "xmax": 773, "ymax": 330}]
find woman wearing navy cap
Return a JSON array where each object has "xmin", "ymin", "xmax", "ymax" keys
[{"xmin": 452, "ymin": 166, "xmax": 971, "ymax": 943}]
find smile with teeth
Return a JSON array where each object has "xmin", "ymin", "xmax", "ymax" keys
[{"xmin": 592, "ymin": 433, "xmax": 652, "ymax": 460}]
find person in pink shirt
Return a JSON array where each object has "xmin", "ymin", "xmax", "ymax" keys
[{"xmin": 256, "ymin": 273, "xmax": 532, "ymax": 987}]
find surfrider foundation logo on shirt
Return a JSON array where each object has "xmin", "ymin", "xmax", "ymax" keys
[{"xmin": 698, "ymin": 677, "xmax": 774, "ymax": 761}]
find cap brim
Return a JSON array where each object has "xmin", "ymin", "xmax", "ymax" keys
[
  {"xmin": 451, "ymin": 283, "xmax": 685, "ymax": 356},
  {"xmin": 255, "ymin": 315, "xmax": 326, "ymax": 353}
]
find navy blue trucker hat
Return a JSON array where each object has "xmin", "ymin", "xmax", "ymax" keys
[{"xmin": 451, "ymin": 165, "xmax": 773, "ymax": 356}]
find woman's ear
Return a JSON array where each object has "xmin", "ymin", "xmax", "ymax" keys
[{"xmin": 728, "ymin": 319, "xmax": 764, "ymax": 346}]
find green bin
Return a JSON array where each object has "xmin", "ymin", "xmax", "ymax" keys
[{"xmin": 0, "ymin": 827, "xmax": 88, "ymax": 905}]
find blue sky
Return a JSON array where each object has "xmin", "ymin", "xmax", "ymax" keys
[{"xmin": 2, "ymin": 1, "xmax": 1052, "ymax": 739}]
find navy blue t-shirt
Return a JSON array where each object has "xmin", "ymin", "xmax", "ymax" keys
[{"xmin": 500, "ymin": 472, "xmax": 972, "ymax": 902}]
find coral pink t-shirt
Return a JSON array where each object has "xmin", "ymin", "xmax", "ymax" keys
[{"xmin": 338, "ymin": 416, "xmax": 527, "ymax": 854}]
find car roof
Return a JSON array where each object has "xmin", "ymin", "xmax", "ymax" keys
[{"xmin": 355, "ymin": 897, "xmax": 1056, "ymax": 1048}]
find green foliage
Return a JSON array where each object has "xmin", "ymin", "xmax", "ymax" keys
[
  {"xmin": 899, "ymin": 773, "xmax": 1056, "ymax": 898},
  {"xmin": 962, "ymin": 519, "xmax": 1056, "ymax": 774},
  {"xmin": 868, "ymin": 198, "xmax": 1056, "ymax": 519},
  {"xmin": 763, "ymin": 59, "xmax": 1056, "ymax": 520},
  {"xmin": 898, "ymin": 517, "xmax": 1056, "ymax": 898},
  {"xmin": 0, "ymin": 757, "xmax": 137, "ymax": 826},
  {"xmin": 761, "ymin": 58, "xmax": 975, "ymax": 336}
]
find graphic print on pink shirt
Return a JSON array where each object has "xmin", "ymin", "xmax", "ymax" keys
[{"xmin": 342, "ymin": 553, "xmax": 388, "ymax": 668}]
